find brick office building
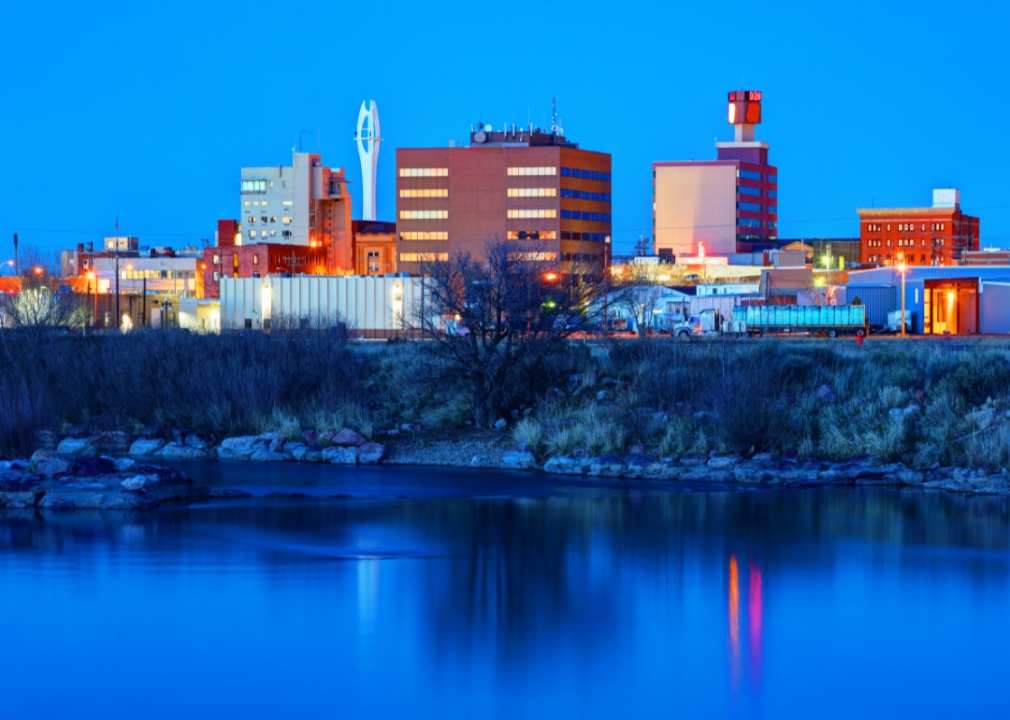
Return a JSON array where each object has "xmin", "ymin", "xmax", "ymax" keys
[
  {"xmin": 395, "ymin": 121, "xmax": 612, "ymax": 274},
  {"xmin": 858, "ymin": 189, "xmax": 979, "ymax": 266},
  {"xmin": 352, "ymin": 220, "xmax": 398, "ymax": 275}
]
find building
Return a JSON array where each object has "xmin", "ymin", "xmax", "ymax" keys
[
  {"xmin": 61, "ymin": 237, "xmax": 140, "ymax": 277},
  {"xmin": 847, "ymin": 265, "xmax": 1010, "ymax": 334},
  {"xmin": 92, "ymin": 255, "xmax": 202, "ymax": 298},
  {"xmin": 395, "ymin": 112, "xmax": 612, "ymax": 275},
  {"xmin": 654, "ymin": 91, "xmax": 777, "ymax": 260},
  {"xmin": 352, "ymin": 221, "xmax": 397, "ymax": 276},
  {"xmin": 696, "ymin": 282, "xmax": 760, "ymax": 296},
  {"xmin": 239, "ymin": 151, "xmax": 353, "ymax": 273},
  {"xmin": 857, "ymin": 189, "xmax": 979, "ymax": 266}
]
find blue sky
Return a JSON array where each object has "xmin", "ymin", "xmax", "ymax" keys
[{"xmin": 1, "ymin": 0, "xmax": 1004, "ymax": 258}]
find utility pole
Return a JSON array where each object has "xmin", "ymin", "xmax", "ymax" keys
[
  {"xmin": 142, "ymin": 274, "xmax": 147, "ymax": 327},
  {"xmin": 114, "ymin": 219, "xmax": 120, "ymax": 330},
  {"xmin": 12, "ymin": 234, "xmax": 18, "ymax": 279},
  {"xmin": 898, "ymin": 253, "xmax": 907, "ymax": 338}
]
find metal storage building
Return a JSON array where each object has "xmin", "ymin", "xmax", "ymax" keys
[{"xmin": 846, "ymin": 266, "xmax": 1010, "ymax": 334}]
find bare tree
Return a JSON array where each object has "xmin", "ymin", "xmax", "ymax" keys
[
  {"xmin": 405, "ymin": 238, "xmax": 606, "ymax": 427},
  {"xmin": 0, "ymin": 243, "xmax": 84, "ymax": 361},
  {"xmin": 609, "ymin": 262, "xmax": 684, "ymax": 337}
]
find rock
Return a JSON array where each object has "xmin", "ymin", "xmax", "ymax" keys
[
  {"xmin": 257, "ymin": 432, "xmax": 282, "ymax": 442},
  {"xmin": 630, "ymin": 444, "xmax": 649, "ymax": 455},
  {"xmin": 171, "ymin": 428, "xmax": 194, "ymax": 444},
  {"xmin": 268, "ymin": 438, "xmax": 285, "ymax": 453},
  {"xmin": 596, "ymin": 390, "xmax": 608, "ymax": 401},
  {"xmin": 217, "ymin": 436, "xmax": 264, "ymax": 460},
  {"xmin": 113, "ymin": 458, "xmax": 138, "ymax": 473},
  {"xmin": 708, "ymin": 455, "xmax": 740, "ymax": 469},
  {"xmin": 129, "ymin": 438, "xmax": 166, "ymax": 456},
  {"xmin": 291, "ymin": 444, "xmax": 324, "ymax": 463},
  {"xmin": 185, "ymin": 433, "xmax": 212, "ymax": 449},
  {"xmin": 680, "ymin": 454, "xmax": 708, "ymax": 466},
  {"xmin": 332, "ymin": 429, "xmax": 368, "ymax": 447},
  {"xmin": 359, "ymin": 442, "xmax": 385, "ymax": 465},
  {"xmin": 323, "ymin": 446, "xmax": 360, "ymax": 465},
  {"xmin": 317, "ymin": 431, "xmax": 336, "ymax": 445},
  {"xmin": 601, "ymin": 377, "xmax": 619, "ymax": 387},
  {"xmin": 157, "ymin": 443, "xmax": 210, "ymax": 460},
  {"xmin": 301, "ymin": 430, "xmax": 318, "ymax": 444},
  {"xmin": 751, "ymin": 452, "xmax": 774, "ymax": 463},
  {"xmin": 249, "ymin": 451, "xmax": 291, "ymax": 463},
  {"xmin": 0, "ymin": 459, "xmax": 30, "ymax": 471},
  {"xmin": 815, "ymin": 384, "xmax": 837, "ymax": 403},
  {"xmin": 121, "ymin": 476, "xmax": 147, "ymax": 491},
  {"xmin": 470, "ymin": 455, "xmax": 481, "ymax": 467},
  {"xmin": 494, "ymin": 418, "xmax": 507, "ymax": 429},
  {"xmin": 57, "ymin": 436, "xmax": 96, "ymax": 457},
  {"xmin": 35, "ymin": 457, "xmax": 75, "ymax": 476},
  {"xmin": 501, "ymin": 449, "xmax": 536, "ymax": 470}
]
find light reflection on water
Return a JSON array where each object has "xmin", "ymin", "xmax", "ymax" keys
[{"xmin": 0, "ymin": 466, "xmax": 1009, "ymax": 719}]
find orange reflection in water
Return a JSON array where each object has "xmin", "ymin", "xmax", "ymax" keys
[
  {"xmin": 728, "ymin": 554, "xmax": 764, "ymax": 700},
  {"xmin": 728, "ymin": 555, "xmax": 741, "ymax": 692},
  {"xmin": 749, "ymin": 562, "xmax": 763, "ymax": 690}
]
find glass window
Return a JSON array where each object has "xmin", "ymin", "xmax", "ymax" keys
[
  {"xmin": 600, "ymin": 172, "xmax": 611, "ymax": 182},
  {"xmin": 591, "ymin": 171, "xmax": 600, "ymax": 180},
  {"xmin": 739, "ymin": 218, "xmax": 761, "ymax": 228},
  {"xmin": 591, "ymin": 192, "xmax": 600, "ymax": 201},
  {"xmin": 767, "ymin": 175, "xmax": 777, "ymax": 183},
  {"xmin": 738, "ymin": 186, "xmax": 762, "ymax": 197},
  {"xmin": 766, "ymin": 205, "xmax": 777, "ymax": 213},
  {"xmin": 768, "ymin": 221, "xmax": 777, "ymax": 229},
  {"xmin": 560, "ymin": 189, "xmax": 571, "ymax": 198},
  {"xmin": 601, "ymin": 193, "xmax": 611, "ymax": 202},
  {"xmin": 601, "ymin": 214, "xmax": 611, "ymax": 222},
  {"xmin": 591, "ymin": 213, "xmax": 600, "ymax": 222},
  {"xmin": 571, "ymin": 211, "xmax": 581, "ymax": 220},
  {"xmin": 561, "ymin": 210, "xmax": 571, "ymax": 219},
  {"xmin": 768, "ymin": 190, "xmax": 777, "ymax": 199},
  {"xmin": 582, "ymin": 170, "xmax": 592, "ymax": 179},
  {"xmin": 561, "ymin": 167, "xmax": 571, "ymax": 177},
  {"xmin": 738, "ymin": 170, "xmax": 761, "ymax": 181},
  {"xmin": 739, "ymin": 202, "xmax": 762, "ymax": 213}
]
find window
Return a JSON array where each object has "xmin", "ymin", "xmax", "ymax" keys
[
  {"xmin": 261, "ymin": 201, "xmax": 267, "ymax": 206},
  {"xmin": 241, "ymin": 179, "xmax": 267, "ymax": 193},
  {"xmin": 399, "ymin": 189, "xmax": 449, "ymax": 198},
  {"xmin": 400, "ymin": 231, "xmax": 448, "ymax": 240},
  {"xmin": 248, "ymin": 230, "xmax": 256, "ymax": 238},
  {"xmin": 560, "ymin": 189, "xmax": 571, "ymax": 198},
  {"xmin": 253, "ymin": 254, "xmax": 259, "ymax": 265},
  {"xmin": 244, "ymin": 319, "xmax": 253, "ymax": 329},
  {"xmin": 282, "ymin": 230, "xmax": 292, "ymax": 238},
  {"xmin": 738, "ymin": 186, "xmax": 762, "ymax": 196},
  {"xmin": 768, "ymin": 221, "xmax": 776, "ymax": 229},
  {"xmin": 601, "ymin": 193, "xmax": 611, "ymax": 202},
  {"xmin": 213, "ymin": 271, "xmax": 219, "ymax": 282},
  {"xmin": 768, "ymin": 190, "xmax": 777, "ymax": 199},
  {"xmin": 270, "ymin": 216, "xmax": 276, "ymax": 223},
  {"xmin": 767, "ymin": 175, "xmax": 778, "ymax": 183},
  {"xmin": 507, "ymin": 166, "xmax": 557, "ymax": 176},
  {"xmin": 581, "ymin": 170, "xmax": 592, "ymax": 179},
  {"xmin": 399, "ymin": 168, "xmax": 449, "ymax": 177},
  {"xmin": 247, "ymin": 216, "xmax": 256, "ymax": 223},
  {"xmin": 400, "ymin": 210, "xmax": 449, "ymax": 219},
  {"xmin": 260, "ymin": 230, "xmax": 267, "ymax": 237},
  {"xmin": 738, "ymin": 169, "xmax": 762, "ymax": 181},
  {"xmin": 740, "ymin": 218, "xmax": 761, "ymax": 228},
  {"xmin": 244, "ymin": 201, "xmax": 251, "ymax": 206},
  {"xmin": 591, "ymin": 192, "xmax": 600, "ymax": 201},
  {"xmin": 601, "ymin": 214, "xmax": 611, "ymax": 222},
  {"xmin": 561, "ymin": 210, "xmax": 571, "ymax": 219},
  {"xmin": 591, "ymin": 171, "xmax": 600, "ymax": 180},
  {"xmin": 507, "ymin": 188, "xmax": 557, "ymax": 197},
  {"xmin": 282, "ymin": 216, "xmax": 292, "ymax": 224},
  {"xmin": 507, "ymin": 209, "xmax": 557, "ymax": 218},
  {"xmin": 766, "ymin": 205, "xmax": 777, "ymax": 214},
  {"xmin": 212, "ymin": 254, "xmax": 220, "ymax": 264},
  {"xmin": 570, "ymin": 211, "xmax": 581, "ymax": 220},
  {"xmin": 269, "ymin": 230, "xmax": 276, "ymax": 236},
  {"xmin": 283, "ymin": 201, "xmax": 293, "ymax": 206},
  {"xmin": 507, "ymin": 231, "xmax": 557, "ymax": 240},
  {"xmin": 600, "ymin": 172, "xmax": 611, "ymax": 182},
  {"xmin": 591, "ymin": 213, "xmax": 600, "ymax": 222},
  {"xmin": 561, "ymin": 167, "xmax": 571, "ymax": 177},
  {"xmin": 569, "ymin": 190, "xmax": 581, "ymax": 199},
  {"xmin": 399, "ymin": 252, "xmax": 449, "ymax": 262}
]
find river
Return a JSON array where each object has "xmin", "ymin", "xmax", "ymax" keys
[{"xmin": 2, "ymin": 462, "xmax": 1008, "ymax": 719}]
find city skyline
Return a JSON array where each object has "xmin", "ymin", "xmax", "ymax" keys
[{"xmin": 1, "ymin": 0, "xmax": 1005, "ymax": 258}]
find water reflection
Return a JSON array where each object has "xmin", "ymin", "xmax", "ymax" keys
[{"xmin": 0, "ymin": 484, "xmax": 1009, "ymax": 718}]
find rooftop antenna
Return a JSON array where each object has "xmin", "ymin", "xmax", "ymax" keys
[{"xmin": 551, "ymin": 97, "xmax": 561, "ymax": 136}]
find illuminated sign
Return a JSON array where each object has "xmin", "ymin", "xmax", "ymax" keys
[
  {"xmin": 728, "ymin": 90, "xmax": 762, "ymax": 125},
  {"xmin": 727, "ymin": 91, "xmax": 762, "ymax": 102}
]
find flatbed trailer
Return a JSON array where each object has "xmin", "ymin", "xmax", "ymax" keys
[{"xmin": 735, "ymin": 304, "xmax": 867, "ymax": 338}]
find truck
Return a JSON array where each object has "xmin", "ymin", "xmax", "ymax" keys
[
  {"xmin": 734, "ymin": 304, "xmax": 866, "ymax": 338},
  {"xmin": 672, "ymin": 309, "xmax": 746, "ymax": 338}
]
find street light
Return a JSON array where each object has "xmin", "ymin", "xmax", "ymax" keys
[{"xmin": 897, "ymin": 253, "xmax": 907, "ymax": 338}]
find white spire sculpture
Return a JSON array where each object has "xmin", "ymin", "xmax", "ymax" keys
[{"xmin": 355, "ymin": 100, "xmax": 381, "ymax": 221}]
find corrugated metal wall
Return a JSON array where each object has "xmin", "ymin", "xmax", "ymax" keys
[
  {"xmin": 220, "ymin": 275, "xmax": 425, "ymax": 336},
  {"xmin": 845, "ymin": 285, "xmax": 896, "ymax": 327},
  {"xmin": 981, "ymin": 282, "xmax": 1010, "ymax": 334}
]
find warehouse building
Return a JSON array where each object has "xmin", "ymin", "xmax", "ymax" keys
[{"xmin": 846, "ymin": 266, "xmax": 1010, "ymax": 334}]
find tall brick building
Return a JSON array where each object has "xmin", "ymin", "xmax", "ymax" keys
[
  {"xmin": 395, "ymin": 121, "xmax": 612, "ymax": 274},
  {"xmin": 858, "ymin": 189, "xmax": 979, "ymax": 266}
]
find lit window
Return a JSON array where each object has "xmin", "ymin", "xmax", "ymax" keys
[
  {"xmin": 253, "ymin": 254, "xmax": 259, "ymax": 265},
  {"xmin": 244, "ymin": 201, "xmax": 251, "ymax": 206},
  {"xmin": 248, "ymin": 230, "xmax": 256, "ymax": 238},
  {"xmin": 283, "ymin": 201, "xmax": 293, "ymax": 206},
  {"xmin": 507, "ymin": 209, "xmax": 557, "ymax": 219},
  {"xmin": 270, "ymin": 230, "xmax": 276, "ymax": 236},
  {"xmin": 507, "ymin": 231, "xmax": 557, "ymax": 240},
  {"xmin": 213, "ymin": 271, "xmax": 219, "ymax": 282},
  {"xmin": 507, "ymin": 188, "xmax": 557, "ymax": 197},
  {"xmin": 241, "ymin": 179, "xmax": 267, "ymax": 193},
  {"xmin": 282, "ymin": 216, "xmax": 292, "ymax": 224},
  {"xmin": 400, "ymin": 232, "xmax": 448, "ymax": 240},
  {"xmin": 399, "ymin": 252, "xmax": 449, "ymax": 262},
  {"xmin": 399, "ymin": 210, "xmax": 448, "ymax": 220},
  {"xmin": 398, "ymin": 168, "xmax": 449, "ymax": 177},
  {"xmin": 507, "ymin": 166, "xmax": 557, "ymax": 176},
  {"xmin": 399, "ymin": 189, "xmax": 449, "ymax": 198},
  {"xmin": 261, "ymin": 230, "xmax": 267, "ymax": 237},
  {"xmin": 248, "ymin": 216, "xmax": 255, "ymax": 223}
]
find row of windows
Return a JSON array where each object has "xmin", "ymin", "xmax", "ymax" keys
[
  {"xmin": 561, "ymin": 189, "xmax": 611, "ymax": 201},
  {"xmin": 868, "ymin": 238, "xmax": 949, "ymax": 248},
  {"xmin": 508, "ymin": 209, "xmax": 557, "ymax": 218},
  {"xmin": 508, "ymin": 188, "xmax": 557, "ymax": 197},
  {"xmin": 247, "ymin": 216, "xmax": 292, "ymax": 224},
  {"xmin": 241, "ymin": 180, "xmax": 267, "ymax": 193},
  {"xmin": 249, "ymin": 229, "xmax": 282, "ymax": 238},
  {"xmin": 561, "ymin": 168, "xmax": 611, "ymax": 182},
  {"xmin": 400, "ymin": 189, "xmax": 448, "ymax": 198},
  {"xmin": 737, "ymin": 203, "xmax": 777, "ymax": 214},
  {"xmin": 560, "ymin": 210, "xmax": 611, "ymax": 222},
  {"xmin": 399, "ymin": 168, "xmax": 448, "ymax": 177},
  {"xmin": 511, "ymin": 252, "xmax": 557, "ymax": 261},
  {"xmin": 400, "ymin": 210, "xmax": 448, "ymax": 219},
  {"xmin": 867, "ymin": 222, "xmax": 947, "ymax": 233},
  {"xmin": 561, "ymin": 251, "xmax": 604, "ymax": 262},
  {"xmin": 507, "ymin": 231, "xmax": 557, "ymax": 240},
  {"xmin": 737, "ymin": 186, "xmax": 778, "ymax": 199},
  {"xmin": 737, "ymin": 170, "xmax": 778, "ymax": 183},
  {"xmin": 740, "ymin": 218, "xmax": 761, "ymax": 229},
  {"xmin": 507, "ymin": 166, "xmax": 557, "ymax": 176},
  {"xmin": 400, "ymin": 252, "xmax": 449, "ymax": 262},
  {"xmin": 121, "ymin": 270, "xmax": 197, "ymax": 280},
  {"xmin": 401, "ymin": 232, "xmax": 448, "ymax": 241},
  {"xmin": 561, "ymin": 232, "xmax": 610, "ymax": 242}
]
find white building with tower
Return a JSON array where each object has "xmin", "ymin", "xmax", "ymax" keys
[{"xmin": 355, "ymin": 100, "xmax": 381, "ymax": 221}]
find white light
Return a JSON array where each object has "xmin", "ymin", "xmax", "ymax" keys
[{"xmin": 728, "ymin": 103, "xmax": 737, "ymax": 124}]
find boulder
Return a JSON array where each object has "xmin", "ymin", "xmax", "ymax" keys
[
  {"xmin": 257, "ymin": 432, "xmax": 282, "ymax": 442},
  {"xmin": 301, "ymin": 430, "xmax": 318, "ymax": 444},
  {"xmin": 35, "ymin": 457, "xmax": 75, "ymax": 476},
  {"xmin": 130, "ymin": 438, "xmax": 166, "ymax": 456},
  {"xmin": 217, "ymin": 436, "xmax": 264, "ymax": 460},
  {"xmin": 501, "ymin": 449, "xmax": 536, "ymax": 470},
  {"xmin": 268, "ymin": 438, "xmax": 285, "ymax": 453},
  {"xmin": 494, "ymin": 418, "xmax": 507, "ymax": 429},
  {"xmin": 67, "ymin": 424, "xmax": 90, "ymax": 439},
  {"xmin": 470, "ymin": 455, "xmax": 481, "ymax": 468},
  {"xmin": 249, "ymin": 451, "xmax": 292, "ymax": 463},
  {"xmin": 57, "ymin": 436, "xmax": 97, "ymax": 457},
  {"xmin": 185, "ymin": 433, "xmax": 212, "ymax": 449},
  {"xmin": 113, "ymin": 457, "xmax": 138, "ymax": 473},
  {"xmin": 331, "ymin": 429, "xmax": 368, "ymax": 447},
  {"xmin": 291, "ymin": 444, "xmax": 324, "ymax": 463},
  {"xmin": 171, "ymin": 428, "xmax": 194, "ymax": 444},
  {"xmin": 596, "ymin": 390, "xmax": 608, "ymax": 401},
  {"xmin": 92, "ymin": 430, "xmax": 135, "ymax": 455},
  {"xmin": 323, "ymin": 446, "xmax": 360, "ymax": 465},
  {"xmin": 358, "ymin": 442, "xmax": 385, "ymax": 465},
  {"xmin": 121, "ymin": 476, "xmax": 147, "ymax": 491},
  {"xmin": 317, "ymin": 431, "xmax": 336, "ymax": 445},
  {"xmin": 157, "ymin": 443, "xmax": 210, "ymax": 460},
  {"xmin": 708, "ymin": 455, "xmax": 740, "ymax": 469}
]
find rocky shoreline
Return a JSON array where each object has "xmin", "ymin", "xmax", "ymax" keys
[{"xmin": 20, "ymin": 425, "xmax": 1008, "ymax": 508}]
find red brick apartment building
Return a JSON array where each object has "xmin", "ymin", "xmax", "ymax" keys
[
  {"xmin": 395, "ymin": 123, "xmax": 612, "ymax": 274},
  {"xmin": 858, "ymin": 189, "xmax": 979, "ymax": 266}
]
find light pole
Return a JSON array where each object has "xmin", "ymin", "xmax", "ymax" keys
[{"xmin": 897, "ymin": 253, "xmax": 907, "ymax": 338}]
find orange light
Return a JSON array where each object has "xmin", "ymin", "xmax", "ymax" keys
[
  {"xmin": 544, "ymin": 272, "xmax": 558, "ymax": 282},
  {"xmin": 33, "ymin": 267, "xmax": 42, "ymax": 275}
]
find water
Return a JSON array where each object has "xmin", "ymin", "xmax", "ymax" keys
[{"xmin": 2, "ymin": 463, "xmax": 1009, "ymax": 719}]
